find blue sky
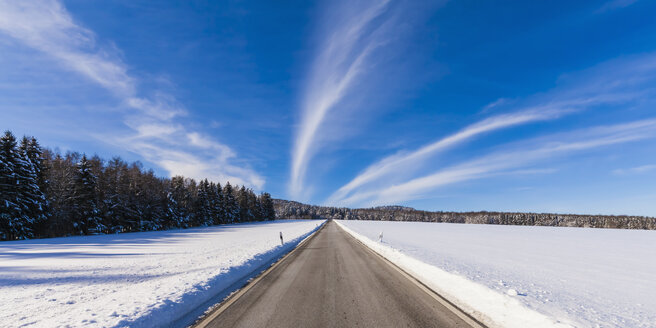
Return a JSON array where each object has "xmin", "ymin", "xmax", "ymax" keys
[{"xmin": 1, "ymin": 0, "xmax": 656, "ymax": 216}]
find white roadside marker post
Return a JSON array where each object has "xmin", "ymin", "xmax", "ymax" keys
[
  {"xmin": 379, "ymin": 231, "xmax": 383, "ymax": 242},
  {"xmin": 280, "ymin": 231, "xmax": 284, "ymax": 246}
]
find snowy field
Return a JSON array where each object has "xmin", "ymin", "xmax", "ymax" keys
[
  {"xmin": 337, "ymin": 220, "xmax": 656, "ymax": 328},
  {"xmin": 0, "ymin": 220, "xmax": 323, "ymax": 328}
]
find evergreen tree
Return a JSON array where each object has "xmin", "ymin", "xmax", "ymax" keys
[
  {"xmin": 236, "ymin": 186, "xmax": 252, "ymax": 222},
  {"xmin": 165, "ymin": 190, "xmax": 180, "ymax": 229},
  {"xmin": 0, "ymin": 131, "xmax": 24, "ymax": 240},
  {"xmin": 120, "ymin": 162, "xmax": 142, "ymax": 232},
  {"xmin": 222, "ymin": 182, "xmax": 239, "ymax": 223},
  {"xmin": 0, "ymin": 130, "xmax": 300, "ymax": 241},
  {"xmin": 132, "ymin": 167, "xmax": 165, "ymax": 231},
  {"xmin": 249, "ymin": 190, "xmax": 262, "ymax": 221},
  {"xmin": 260, "ymin": 192, "xmax": 276, "ymax": 221},
  {"xmin": 22, "ymin": 137, "xmax": 47, "ymax": 196},
  {"xmin": 16, "ymin": 136, "xmax": 46, "ymax": 237},
  {"xmin": 102, "ymin": 157, "xmax": 126, "ymax": 233},
  {"xmin": 103, "ymin": 159, "xmax": 124, "ymax": 233},
  {"xmin": 194, "ymin": 179, "xmax": 212, "ymax": 226},
  {"xmin": 168, "ymin": 176, "xmax": 190, "ymax": 228},
  {"xmin": 216, "ymin": 182, "xmax": 226, "ymax": 224},
  {"xmin": 70, "ymin": 155, "xmax": 103, "ymax": 235},
  {"xmin": 43, "ymin": 152, "xmax": 75, "ymax": 237},
  {"xmin": 0, "ymin": 132, "xmax": 40, "ymax": 239},
  {"xmin": 208, "ymin": 182, "xmax": 224, "ymax": 225}
]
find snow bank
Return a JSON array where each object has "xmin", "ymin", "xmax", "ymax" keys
[
  {"xmin": 337, "ymin": 220, "xmax": 656, "ymax": 328},
  {"xmin": 0, "ymin": 219, "xmax": 324, "ymax": 328}
]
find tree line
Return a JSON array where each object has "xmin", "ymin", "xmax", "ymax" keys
[
  {"xmin": 274, "ymin": 200, "xmax": 656, "ymax": 230},
  {"xmin": 0, "ymin": 131, "xmax": 275, "ymax": 241}
]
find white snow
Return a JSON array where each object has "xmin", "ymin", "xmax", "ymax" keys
[
  {"xmin": 337, "ymin": 220, "xmax": 656, "ymax": 328},
  {"xmin": 0, "ymin": 219, "xmax": 324, "ymax": 328}
]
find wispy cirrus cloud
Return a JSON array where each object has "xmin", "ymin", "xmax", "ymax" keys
[
  {"xmin": 113, "ymin": 128, "xmax": 264, "ymax": 188},
  {"xmin": 613, "ymin": 164, "xmax": 656, "ymax": 175},
  {"xmin": 327, "ymin": 95, "xmax": 642, "ymax": 206},
  {"xmin": 326, "ymin": 107, "xmax": 572, "ymax": 205},
  {"xmin": 329, "ymin": 53, "xmax": 656, "ymax": 207},
  {"xmin": 289, "ymin": 0, "xmax": 399, "ymax": 199},
  {"xmin": 0, "ymin": 0, "xmax": 263, "ymax": 188},
  {"xmin": 595, "ymin": 0, "xmax": 639, "ymax": 14},
  {"xmin": 340, "ymin": 118, "xmax": 656, "ymax": 207}
]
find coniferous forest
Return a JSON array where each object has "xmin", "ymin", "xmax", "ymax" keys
[
  {"xmin": 0, "ymin": 131, "xmax": 276, "ymax": 241},
  {"xmin": 5, "ymin": 128, "xmax": 655, "ymax": 242},
  {"xmin": 274, "ymin": 200, "xmax": 656, "ymax": 230}
]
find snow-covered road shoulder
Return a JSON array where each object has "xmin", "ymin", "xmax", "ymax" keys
[
  {"xmin": 0, "ymin": 219, "xmax": 324, "ymax": 328},
  {"xmin": 335, "ymin": 220, "xmax": 575, "ymax": 328}
]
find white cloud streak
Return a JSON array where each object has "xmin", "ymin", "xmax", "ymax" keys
[
  {"xmin": 595, "ymin": 0, "xmax": 639, "ymax": 14},
  {"xmin": 0, "ymin": 0, "xmax": 263, "ymax": 188},
  {"xmin": 340, "ymin": 118, "xmax": 656, "ymax": 207},
  {"xmin": 0, "ymin": 1, "xmax": 133, "ymax": 96},
  {"xmin": 613, "ymin": 164, "xmax": 656, "ymax": 175},
  {"xmin": 289, "ymin": 0, "xmax": 391, "ymax": 199},
  {"xmin": 326, "ymin": 107, "xmax": 572, "ymax": 205},
  {"xmin": 328, "ymin": 53, "xmax": 656, "ymax": 206}
]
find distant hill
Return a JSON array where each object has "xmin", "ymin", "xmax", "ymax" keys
[
  {"xmin": 371, "ymin": 205, "xmax": 416, "ymax": 211},
  {"xmin": 273, "ymin": 199, "xmax": 656, "ymax": 230}
]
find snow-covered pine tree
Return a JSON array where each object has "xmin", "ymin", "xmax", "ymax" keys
[
  {"xmin": 103, "ymin": 157, "xmax": 137, "ymax": 233},
  {"xmin": 248, "ymin": 190, "xmax": 262, "ymax": 221},
  {"xmin": 136, "ymin": 168, "xmax": 162, "ymax": 231},
  {"xmin": 121, "ymin": 162, "xmax": 143, "ymax": 232},
  {"xmin": 222, "ymin": 182, "xmax": 239, "ymax": 223},
  {"xmin": 0, "ymin": 131, "xmax": 41, "ymax": 239},
  {"xmin": 70, "ymin": 155, "xmax": 104, "ymax": 235},
  {"xmin": 0, "ymin": 131, "xmax": 23, "ymax": 240},
  {"xmin": 126, "ymin": 164, "xmax": 165, "ymax": 232},
  {"xmin": 43, "ymin": 152, "xmax": 75, "ymax": 236},
  {"xmin": 168, "ymin": 176, "xmax": 190, "ymax": 228},
  {"xmin": 23, "ymin": 137, "xmax": 48, "ymax": 196},
  {"xmin": 145, "ymin": 169, "xmax": 167, "ymax": 231},
  {"xmin": 18, "ymin": 136, "xmax": 47, "ymax": 235},
  {"xmin": 213, "ymin": 182, "xmax": 225, "ymax": 225},
  {"xmin": 207, "ymin": 182, "xmax": 221, "ymax": 225},
  {"xmin": 203, "ymin": 179, "xmax": 213, "ymax": 226},
  {"xmin": 194, "ymin": 179, "xmax": 212, "ymax": 226},
  {"xmin": 236, "ymin": 186, "xmax": 252, "ymax": 222},
  {"xmin": 100, "ymin": 157, "xmax": 122, "ymax": 233},
  {"xmin": 165, "ymin": 190, "xmax": 180, "ymax": 229},
  {"xmin": 184, "ymin": 178, "xmax": 198, "ymax": 226},
  {"xmin": 260, "ymin": 192, "xmax": 276, "ymax": 221}
]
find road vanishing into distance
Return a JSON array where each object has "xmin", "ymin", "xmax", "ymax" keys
[{"xmin": 196, "ymin": 221, "xmax": 480, "ymax": 328}]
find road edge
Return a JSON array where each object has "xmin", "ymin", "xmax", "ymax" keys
[
  {"xmin": 335, "ymin": 220, "xmax": 488, "ymax": 328},
  {"xmin": 191, "ymin": 220, "xmax": 328, "ymax": 328}
]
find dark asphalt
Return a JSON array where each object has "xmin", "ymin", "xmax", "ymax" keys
[{"xmin": 199, "ymin": 221, "xmax": 476, "ymax": 328}]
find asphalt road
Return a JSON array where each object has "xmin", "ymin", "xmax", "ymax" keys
[{"xmin": 197, "ymin": 221, "xmax": 477, "ymax": 328}]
